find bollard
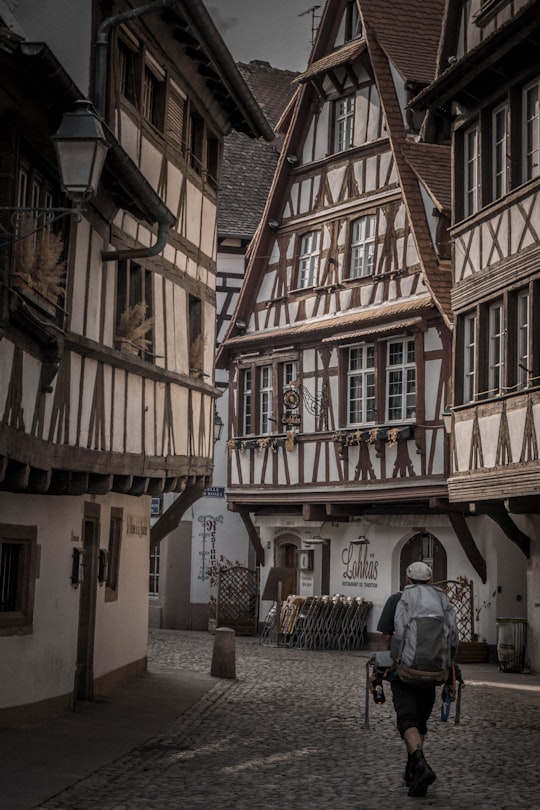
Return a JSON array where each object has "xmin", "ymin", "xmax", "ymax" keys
[{"xmin": 210, "ymin": 627, "xmax": 236, "ymax": 679}]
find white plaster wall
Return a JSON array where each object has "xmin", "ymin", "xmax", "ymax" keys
[
  {"xmin": 0, "ymin": 494, "xmax": 81, "ymax": 707},
  {"xmin": 251, "ymin": 511, "xmax": 531, "ymax": 650},
  {"xmin": 0, "ymin": 492, "xmax": 151, "ymax": 709},
  {"xmin": 93, "ymin": 497, "xmax": 150, "ymax": 679}
]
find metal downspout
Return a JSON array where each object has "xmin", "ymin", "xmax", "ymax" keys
[
  {"xmin": 95, "ymin": 0, "xmax": 179, "ymax": 118},
  {"xmin": 95, "ymin": 0, "xmax": 179, "ymax": 262}
]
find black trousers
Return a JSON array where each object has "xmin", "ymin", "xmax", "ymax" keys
[{"xmin": 390, "ymin": 678, "xmax": 436, "ymax": 737}]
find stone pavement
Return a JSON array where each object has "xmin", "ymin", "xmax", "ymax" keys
[{"xmin": 3, "ymin": 629, "xmax": 540, "ymax": 810}]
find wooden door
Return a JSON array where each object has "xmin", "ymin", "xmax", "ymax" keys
[
  {"xmin": 399, "ymin": 532, "xmax": 447, "ymax": 590},
  {"xmin": 75, "ymin": 503, "xmax": 100, "ymax": 700}
]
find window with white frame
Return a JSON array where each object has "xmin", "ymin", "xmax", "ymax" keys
[
  {"xmin": 259, "ymin": 365, "xmax": 273, "ymax": 434},
  {"xmin": 457, "ymin": 288, "xmax": 539, "ymax": 405},
  {"xmin": 282, "ymin": 360, "xmax": 300, "ymax": 419},
  {"xmin": 488, "ymin": 300, "xmax": 504, "ymax": 396},
  {"xmin": 297, "ymin": 231, "xmax": 320, "ymax": 288},
  {"xmin": 386, "ymin": 339, "xmax": 416, "ymax": 421},
  {"xmin": 350, "ymin": 215, "xmax": 376, "ymax": 278},
  {"xmin": 523, "ymin": 79, "xmax": 540, "ymax": 181},
  {"xmin": 464, "ymin": 124, "xmax": 480, "ymax": 216},
  {"xmin": 516, "ymin": 290, "xmax": 530, "ymax": 391},
  {"xmin": 283, "ymin": 360, "xmax": 298, "ymax": 387},
  {"xmin": 347, "ymin": 345, "xmax": 375, "ymax": 424},
  {"xmin": 492, "ymin": 103, "xmax": 509, "ymax": 199},
  {"xmin": 334, "ymin": 95, "xmax": 355, "ymax": 152},
  {"xmin": 242, "ymin": 368, "xmax": 252, "ymax": 435},
  {"xmin": 463, "ymin": 312, "xmax": 477, "ymax": 403}
]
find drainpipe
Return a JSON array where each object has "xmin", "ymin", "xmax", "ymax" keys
[
  {"xmin": 101, "ymin": 141, "xmax": 176, "ymax": 263},
  {"xmin": 95, "ymin": 0, "xmax": 179, "ymax": 117},
  {"xmin": 94, "ymin": 0, "xmax": 180, "ymax": 262}
]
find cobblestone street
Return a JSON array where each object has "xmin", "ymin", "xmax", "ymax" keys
[{"xmin": 22, "ymin": 629, "xmax": 540, "ymax": 810}]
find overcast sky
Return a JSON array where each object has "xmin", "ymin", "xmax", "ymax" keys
[{"xmin": 208, "ymin": 0, "xmax": 320, "ymax": 72}]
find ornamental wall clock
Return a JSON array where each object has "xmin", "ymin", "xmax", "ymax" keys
[{"xmin": 283, "ymin": 388, "xmax": 300, "ymax": 409}]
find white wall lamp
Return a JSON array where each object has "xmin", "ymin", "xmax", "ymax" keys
[
  {"xmin": 351, "ymin": 535, "xmax": 370, "ymax": 545},
  {"xmin": 305, "ymin": 536, "xmax": 329, "ymax": 547}
]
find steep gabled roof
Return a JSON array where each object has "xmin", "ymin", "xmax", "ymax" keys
[
  {"xmin": 358, "ymin": 0, "xmax": 446, "ymax": 85},
  {"xmin": 218, "ymin": 0, "xmax": 452, "ymax": 366},
  {"xmin": 360, "ymin": 0, "xmax": 452, "ymax": 322},
  {"xmin": 293, "ymin": 38, "xmax": 366, "ymax": 84},
  {"xmin": 403, "ymin": 142, "xmax": 451, "ymax": 213},
  {"xmin": 218, "ymin": 61, "xmax": 297, "ymax": 239}
]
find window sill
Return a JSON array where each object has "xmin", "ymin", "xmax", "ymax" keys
[{"xmin": 0, "ymin": 614, "xmax": 33, "ymax": 636}]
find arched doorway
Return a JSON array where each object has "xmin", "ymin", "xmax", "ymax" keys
[
  {"xmin": 399, "ymin": 532, "xmax": 447, "ymax": 590},
  {"xmin": 275, "ymin": 533, "xmax": 300, "ymax": 597}
]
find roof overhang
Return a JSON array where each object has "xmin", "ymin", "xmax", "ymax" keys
[
  {"xmin": 410, "ymin": 1, "xmax": 540, "ymax": 112},
  {"xmin": 219, "ymin": 295, "xmax": 434, "ymax": 364},
  {"xmin": 293, "ymin": 39, "xmax": 367, "ymax": 84}
]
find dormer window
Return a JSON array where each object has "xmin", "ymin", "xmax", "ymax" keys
[{"xmin": 345, "ymin": 1, "xmax": 362, "ymax": 41}]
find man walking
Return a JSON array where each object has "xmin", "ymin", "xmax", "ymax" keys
[{"xmin": 374, "ymin": 561, "xmax": 458, "ymax": 798}]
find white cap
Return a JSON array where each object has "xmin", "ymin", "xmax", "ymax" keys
[{"xmin": 406, "ymin": 561, "xmax": 432, "ymax": 581}]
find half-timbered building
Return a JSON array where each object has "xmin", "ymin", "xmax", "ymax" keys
[
  {"xmin": 218, "ymin": 0, "xmax": 511, "ymax": 648},
  {"xmin": 0, "ymin": 0, "xmax": 270, "ymax": 724},
  {"xmin": 150, "ymin": 60, "xmax": 297, "ymax": 632},
  {"xmin": 412, "ymin": 0, "xmax": 540, "ymax": 669}
]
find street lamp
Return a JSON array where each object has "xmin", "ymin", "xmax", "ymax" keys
[
  {"xmin": 214, "ymin": 410, "xmax": 224, "ymax": 444},
  {"xmin": 51, "ymin": 100, "xmax": 109, "ymax": 205},
  {"xmin": 0, "ymin": 100, "xmax": 109, "ymax": 244}
]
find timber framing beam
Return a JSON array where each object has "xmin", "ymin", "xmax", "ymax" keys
[
  {"xmin": 486, "ymin": 509, "xmax": 530, "ymax": 559},
  {"xmin": 237, "ymin": 508, "xmax": 265, "ymax": 567},
  {"xmin": 150, "ymin": 475, "xmax": 207, "ymax": 549},
  {"xmin": 448, "ymin": 512, "xmax": 487, "ymax": 583}
]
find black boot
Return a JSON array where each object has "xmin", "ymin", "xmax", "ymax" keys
[
  {"xmin": 404, "ymin": 753, "xmax": 415, "ymax": 786},
  {"xmin": 407, "ymin": 750, "xmax": 436, "ymax": 797}
]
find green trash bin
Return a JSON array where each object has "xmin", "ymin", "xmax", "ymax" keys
[{"xmin": 496, "ymin": 617, "xmax": 527, "ymax": 672}]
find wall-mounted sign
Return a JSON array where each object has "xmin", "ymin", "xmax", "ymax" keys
[
  {"xmin": 282, "ymin": 413, "xmax": 301, "ymax": 427},
  {"xmin": 151, "ymin": 497, "xmax": 161, "ymax": 516},
  {"xmin": 204, "ymin": 486, "xmax": 225, "ymax": 497},
  {"xmin": 341, "ymin": 542, "xmax": 379, "ymax": 588},
  {"xmin": 297, "ymin": 549, "xmax": 314, "ymax": 571}
]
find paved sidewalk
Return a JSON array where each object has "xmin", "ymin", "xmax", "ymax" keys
[{"xmin": 2, "ymin": 629, "xmax": 540, "ymax": 809}]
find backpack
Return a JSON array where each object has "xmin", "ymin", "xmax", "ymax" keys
[{"xmin": 390, "ymin": 584, "xmax": 458, "ymax": 687}]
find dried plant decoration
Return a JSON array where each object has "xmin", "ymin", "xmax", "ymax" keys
[
  {"xmin": 116, "ymin": 301, "xmax": 154, "ymax": 351},
  {"xmin": 189, "ymin": 333, "xmax": 207, "ymax": 373},
  {"xmin": 13, "ymin": 217, "xmax": 66, "ymax": 303}
]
